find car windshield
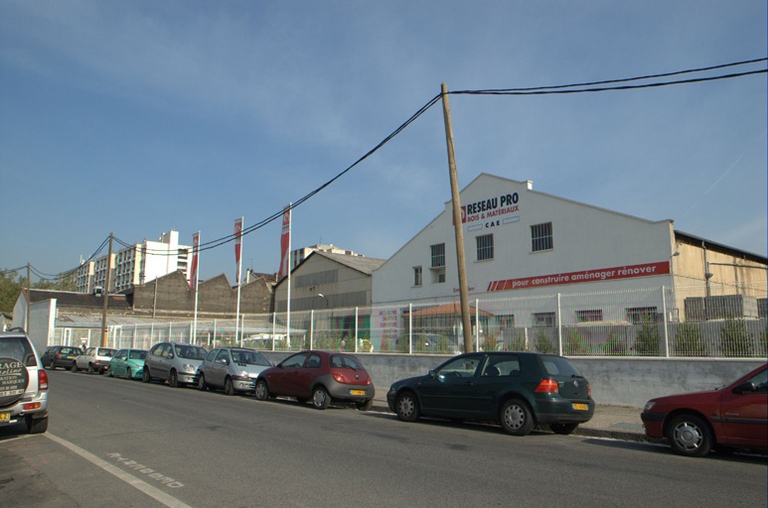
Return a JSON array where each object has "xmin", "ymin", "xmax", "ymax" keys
[
  {"xmin": 231, "ymin": 350, "xmax": 270, "ymax": 366},
  {"xmin": 541, "ymin": 356, "xmax": 582, "ymax": 377},
  {"xmin": 129, "ymin": 350, "xmax": 147, "ymax": 360},
  {"xmin": 330, "ymin": 354, "xmax": 364, "ymax": 370},
  {"xmin": 177, "ymin": 346, "xmax": 206, "ymax": 360},
  {"xmin": 98, "ymin": 348, "xmax": 115, "ymax": 357}
]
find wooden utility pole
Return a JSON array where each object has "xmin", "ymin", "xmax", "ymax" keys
[
  {"xmin": 101, "ymin": 233, "xmax": 113, "ymax": 347},
  {"xmin": 26, "ymin": 263, "xmax": 31, "ymax": 334},
  {"xmin": 441, "ymin": 83, "xmax": 473, "ymax": 353}
]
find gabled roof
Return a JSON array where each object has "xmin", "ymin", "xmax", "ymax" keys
[
  {"xmin": 27, "ymin": 289, "xmax": 132, "ymax": 311},
  {"xmin": 309, "ymin": 251, "xmax": 386, "ymax": 275}
]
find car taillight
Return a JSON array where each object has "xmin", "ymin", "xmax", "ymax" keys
[
  {"xmin": 587, "ymin": 383, "xmax": 591, "ymax": 397},
  {"xmin": 39, "ymin": 369, "xmax": 49, "ymax": 391},
  {"xmin": 534, "ymin": 379, "xmax": 559, "ymax": 393},
  {"xmin": 333, "ymin": 373, "xmax": 346, "ymax": 383},
  {"xmin": 55, "ymin": 354, "xmax": 62, "ymax": 359}
]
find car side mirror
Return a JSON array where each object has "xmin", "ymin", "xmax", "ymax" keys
[
  {"xmin": 168, "ymin": 353, "xmax": 175, "ymax": 359},
  {"xmin": 428, "ymin": 370, "xmax": 436, "ymax": 378},
  {"xmin": 732, "ymin": 382, "xmax": 756, "ymax": 394}
]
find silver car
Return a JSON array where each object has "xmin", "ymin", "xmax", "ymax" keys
[
  {"xmin": 0, "ymin": 330, "xmax": 49, "ymax": 434},
  {"xmin": 142, "ymin": 342, "xmax": 207, "ymax": 387},
  {"xmin": 196, "ymin": 348, "xmax": 272, "ymax": 395}
]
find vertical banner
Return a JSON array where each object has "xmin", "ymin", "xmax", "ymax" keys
[
  {"xmin": 190, "ymin": 232, "xmax": 200, "ymax": 291},
  {"xmin": 278, "ymin": 206, "xmax": 291, "ymax": 279},
  {"xmin": 234, "ymin": 217, "xmax": 244, "ymax": 284}
]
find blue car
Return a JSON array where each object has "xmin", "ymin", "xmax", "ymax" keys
[{"xmin": 108, "ymin": 349, "xmax": 147, "ymax": 380}]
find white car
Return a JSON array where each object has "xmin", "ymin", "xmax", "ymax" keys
[
  {"xmin": 196, "ymin": 348, "xmax": 272, "ymax": 395},
  {"xmin": 73, "ymin": 346, "xmax": 116, "ymax": 374}
]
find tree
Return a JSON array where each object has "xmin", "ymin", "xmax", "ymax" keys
[
  {"xmin": 673, "ymin": 322, "xmax": 707, "ymax": 356},
  {"xmin": 0, "ymin": 270, "xmax": 23, "ymax": 314},
  {"xmin": 634, "ymin": 316, "xmax": 661, "ymax": 356}
]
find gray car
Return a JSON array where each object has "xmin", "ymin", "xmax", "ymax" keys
[
  {"xmin": 0, "ymin": 330, "xmax": 49, "ymax": 434},
  {"xmin": 142, "ymin": 342, "xmax": 207, "ymax": 387},
  {"xmin": 195, "ymin": 348, "xmax": 272, "ymax": 395}
]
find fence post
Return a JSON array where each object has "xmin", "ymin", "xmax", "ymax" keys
[
  {"xmin": 272, "ymin": 312, "xmax": 276, "ymax": 351},
  {"xmin": 408, "ymin": 303, "xmax": 413, "ymax": 355},
  {"xmin": 310, "ymin": 309, "xmax": 314, "ymax": 350},
  {"xmin": 354, "ymin": 307, "xmax": 359, "ymax": 353},
  {"xmin": 475, "ymin": 299, "xmax": 480, "ymax": 351},
  {"xmin": 661, "ymin": 286, "xmax": 670, "ymax": 357},
  {"xmin": 557, "ymin": 293, "xmax": 563, "ymax": 356}
]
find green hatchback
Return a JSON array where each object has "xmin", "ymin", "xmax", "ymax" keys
[
  {"xmin": 387, "ymin": 352, "xmax": 594, "ymax": 436},
  {"xmin": 108, "ymin": 349, "xmax": 147, "ymax": 380}
]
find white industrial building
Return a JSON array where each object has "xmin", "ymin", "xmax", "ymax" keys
[
  {"xmin": 76, "ymin": 230, "xmax": 191, "ymax": 294},
  {"xmin": 371, "ymin": 174, "xmax": 766, "ymax": 348}
]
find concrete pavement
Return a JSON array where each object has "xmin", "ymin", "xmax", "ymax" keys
[{"xmin": 371, "ymin": 390, "xmax": 653, "ymax": 442}]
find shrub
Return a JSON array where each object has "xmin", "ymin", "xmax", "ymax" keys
[
  {"xmin": 673, "ymin": 322, "xmax": 707, "ymax": 357},
  {"xmin": 602, "ymin": 327, "xmax": 627, "ymax": 356},
  {"xmin": 719, "ymin": 316, "xmax": 752, "ymax": 357},
  {"xmin": 634, "ymin": 318, "xmax": 660, "ymax": 356},
  {"xmin": 564, "ymin": 328, "xmax": 588, "ymax": 355}
]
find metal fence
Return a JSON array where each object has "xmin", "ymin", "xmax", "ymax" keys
[{"xmin": 51, "ymin": 280, "xmax": 767, "ymax": 358}]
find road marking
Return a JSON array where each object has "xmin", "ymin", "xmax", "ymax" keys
[{"xmin": 45, "ymin": 433, "xmax": 192, "ymax": 508}]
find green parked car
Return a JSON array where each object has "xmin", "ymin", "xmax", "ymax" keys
[
  {"xmin": 108, "ymin": 349, "xmax": 147, "ymax": 380},
  {"xmin": 387, "ymin": 352, "xmax": 594, "ymax": 436}
]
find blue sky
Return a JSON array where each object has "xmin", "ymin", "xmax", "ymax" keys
[{"xmin": 1, "ymin": 1, "xmax": 766, "ymax": 283}]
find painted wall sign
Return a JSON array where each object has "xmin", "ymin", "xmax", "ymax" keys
[
  {"xmin": 456, "ymin": 192, "xmax": 520, "ymax": 228},
  {"xmin": 487, "ymin": 261, "xmax": 671, "ymax": 292}
]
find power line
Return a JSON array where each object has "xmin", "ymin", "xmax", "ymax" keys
[{"xmin": 15, "ymin": 57, "xmax": 767, "ymax": 279}]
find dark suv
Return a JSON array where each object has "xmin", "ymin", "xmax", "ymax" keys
[
  {"xmin": 387, "ymin": 352, "xmax": 594, "ymax": 436},
  {"xmin": 0, "ymin": 330, "xmax": 49, "ymax": 434}
]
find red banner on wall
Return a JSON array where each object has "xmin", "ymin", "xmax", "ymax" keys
[{"xmin": 486, "ymin": 261, "xmax": 670, "ymax": 292}]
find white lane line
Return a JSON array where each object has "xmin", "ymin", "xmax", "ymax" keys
[{"xmin": 45, "ymin": 433, "xmax": 193, "ymax": 508}]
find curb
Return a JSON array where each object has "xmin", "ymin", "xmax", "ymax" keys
[{"xmin": 370, "ymin": 401, "xmax": 654, "ymax": 443}]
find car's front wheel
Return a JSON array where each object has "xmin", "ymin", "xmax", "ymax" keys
[
  {"xmin": 224, "ymin": 377, "xmax": 235, "ymax": 396},
  {"xmin": 169, "ymin": 370, "xmax": 179, "ymax": 388},
  {"xmin": 667, "ymin": 413, "xmax": 713, "ymax": 457},
  {"xmin": 312, "ymin": 386, "xmax": 330, "ymax": 409},
  {"xmin": 197, "ymin": 373, "xmax": 208, "ymax": 391},
  {"xmin": 125, "ymin": 368, "xmax": 131, "ymax": 380},
  {"xmin": 395, "ymin": 392, "xmax": 420, "ymax": 422},
  {"xmin": 142, "ymin": 368, "xmax": 152, "ymax": 383},
  {"xmin": 500, "ymin": 398, "xmax": 534, "ymax": 436}
]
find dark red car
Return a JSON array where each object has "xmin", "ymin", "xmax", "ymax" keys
[
  {"xmin": 641, "ymin": 363, "xmax": 767, "ymax": 456},
  {"xmin": 253, "ymin": 350, "xmax": 375, "ymax": 410}
]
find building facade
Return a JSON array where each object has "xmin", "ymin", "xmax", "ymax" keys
[{"xmin": 76, "ymin": 230, "xmax": 191, "ymax": 293}]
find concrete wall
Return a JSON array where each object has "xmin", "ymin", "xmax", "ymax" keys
[{"xmin": 259, "ymin": 351, "xmax": 765, "ymax": 409}]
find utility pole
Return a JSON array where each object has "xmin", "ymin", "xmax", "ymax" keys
[
  {"xmin": 26, "ymin": 263, "xmax": 31, "ymax": 334},
  {"xmin": 101, "ymin": 233, "xmax": 113, "ymax": 347},
  {"xmin": 441, "ymin": 83, "xmax": 473, "ymax": 353}
]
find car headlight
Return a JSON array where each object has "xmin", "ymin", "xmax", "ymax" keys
[
  {"xmin": 643, "ymin": 401, "xmax": 656, "ymax": 412},
  {"xmin": 182, "ymin": 364, "xmax": 196, "ymax": 373}
]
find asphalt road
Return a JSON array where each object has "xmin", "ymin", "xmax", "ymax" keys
[{"xmin": 1, "ymin": 369, "xmax": 766, "ymax": 508}]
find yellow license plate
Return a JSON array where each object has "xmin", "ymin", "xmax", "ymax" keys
[
  {"xmin": 349, "ymin": 389, "xmax": 366, "ymax": 396},
  {"xmin": 0, "ymin": 412, "xmax": 10, "ymax": 422},
  {"xmin": 572, "ymin": 403, "xmax": 589, "ymax": 411}
]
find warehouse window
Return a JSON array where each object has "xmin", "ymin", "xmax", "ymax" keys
[
  {"xmin": 533, "ymin": 312, "xmax": 556, "ymax": 327},
  {"xmin": 413, "ymin": 266, "xmax": 422, "ymax": 287},
  {"xmin": 626, "ymin": 307, "xmax": 658, "ymax": 324},
  {"xmin": 476, "ymin": 234, "xmax": 494, "ymax": 261},
  {"xmin": 576, "ymin": 309, "xmax": 602, "ymax": 322},
  {"xmin": 431, "ymin": 243, "xmax": 445, "ymax": 268},
  {"xmin": 531, "ymin": 222, "xmax": 553, "ymax": 252}
]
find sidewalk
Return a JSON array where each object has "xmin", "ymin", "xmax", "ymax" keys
[{"xmin": 371, "ymin": 390, "xmax": 652, "ymax": 442}]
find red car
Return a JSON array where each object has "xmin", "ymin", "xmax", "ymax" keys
[
  {"xmin": 641, "ymin": 363, "xmax": 767, "ymax": 456},
  {"xmin": 253, "ymin": 350, "xmax": 375, "ymax": 410}
]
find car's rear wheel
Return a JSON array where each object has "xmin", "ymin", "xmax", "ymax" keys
[
  {"xmin": 395, "ymin": 392, "xmax": 420, "ymax": 422},
  {"xmin": 142, "ymin": 368, "xmax": 152, "ymax": 383},
  {"xmin": 254, "ymin": 379, "xmax": 270, "ymax": 400},
  {"xmin": 169, "ymin": 370, "xmax": 179, "ymax": 388},
  {"xmin": 87, "ymin": 363, "xmax": 95, "ymax": 374},
  {"xmin": 26, "ymin": 415, "xmax": 48, "ymax": 434},
  {"xmin": 355, "ymin": 398, "xmax": 373, "ymax": 411},
  {"xmin": 71, "ymin": 363, "xmax": 79, "ymax": 372},
  {"xmin": 224, "ymin": 377, "xmax": 235, "ymax": 396},
  {"xmin": 500, "ymin": 398, "xmax": 534, "ymax": 436},
  {"xmin": 667, "ymin": 413, "xmax": 713, "ymax": 457},
  {"xmin": 197, "ymin": 373, "xmax": 208, "ymax": 391},
  {"xmin": 550, "ymin": 423, "xmax": 579, "ymax": 435},
  {"xmin": 312, "ymin": 386, "xmax": 330, "ymax": 409}
]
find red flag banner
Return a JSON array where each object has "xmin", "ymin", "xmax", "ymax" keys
[
  {"xmin": 190, "ymin": 232, "xmax": 200, "ymax": 290},
  {"xmin": 234, "ymin": 217, "xmax": 243, "ymax": 283},
  {"xmin": 278, "ymin": 206, "xmax": 291, "ymax": 278}
]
